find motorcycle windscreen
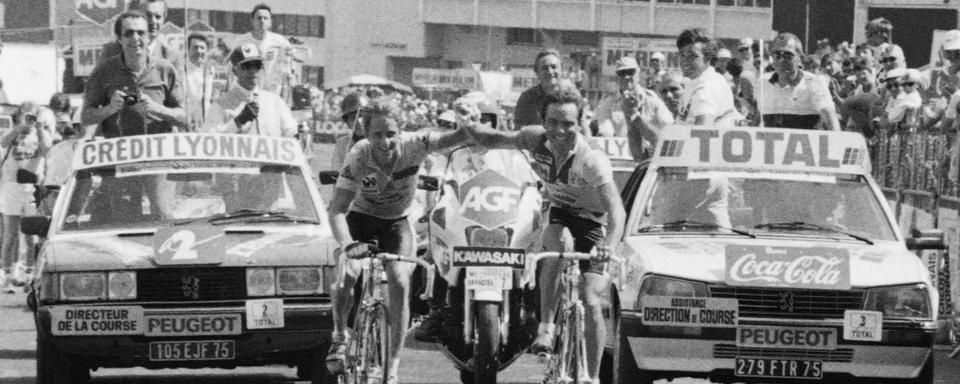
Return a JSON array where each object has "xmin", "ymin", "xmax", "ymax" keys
[{"xmin": 428, "ymin": 147, "xmax": 543, "ymax": 283}]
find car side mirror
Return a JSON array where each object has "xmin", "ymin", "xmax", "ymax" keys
[
  {"xmin": 21, "ymin": 216, "xmax": 51, "ymax": 236},
  {"xmin": 318, "ymin": 171, "xmax": 340, "ymax": 185},
  {"xmin": 418, "ymin": 175, "xmax": 439, "ymax": 191},
  {"xmin": 905, "ymin": 228, "xmax": 946, "ymax": 251},
  {"xmin": 16, "ymin": 169, "xmax": 38, "ymax": 184}
]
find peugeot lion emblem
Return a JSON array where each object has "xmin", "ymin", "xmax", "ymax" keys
[
  {"xmin": 181, "ymin": 275, "xmax": 201, "ymax": 299},
  {"xmin": 777, "ymin": 291, "xmax": 795, "ymax": 312}
]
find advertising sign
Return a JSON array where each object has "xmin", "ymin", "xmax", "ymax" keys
[
  {"xmin": 458, "ymin": 170, "xmax": 521, "ymax": 230},
  {"xmin": 75, "ymin": 0, "xmax": 126, "ymax": 26},
  {"xmin": 601, "ymin": 36, "xmax": 678, "ymax": 76},
  {"xmin": 639, "ymin": 296, "xmax": 739, "ymax": 328},
  {"xmin": 412, "ymin": 68, "xmax": 481, "ymax": 90},
  {"xmin": 73, "ymin": 36, "xmax": 114, "ymax": 77},
  {"xmin": 725, "ymin": 245, "xmax": 852, "ymax": 290}
]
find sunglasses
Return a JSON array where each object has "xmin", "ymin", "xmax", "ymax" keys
[
  {"xmin": 945, "ymin": 50, "xmax": 960, "ymax": 58},
  {"xmin": 886, "ymin": 81, "xmax": 903, "ymax": 89},
  {"xmin": 660, "ymin": 86, "xmax": 681, "ymax": 95},
  {"xmin": 771, "ymin": 50, "xmax": 796, "ymax": 61},
  {"xmin": 616, "ymin": 68, "xmax": 637, "ymax": 77},
  {"xmin": 880, "ymin": 57, "xmax": 897, "ymax": 64},
  {"xmin": 738, "ymin": 47, "xmax": 750, "ymax": 52},
  {"xmin": 123, "ymin": 29, "xmax": 148, "ymax": 38},
  {"xmin": 238, "ymin": 61, "xmax": 263, "ymax": 71}
]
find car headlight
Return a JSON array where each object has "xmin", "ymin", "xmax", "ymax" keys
[
  {"xmin": 246, "ymin": 268, "xmax": 276, "ymax": 296},
  {"xmin": 60, "ymin": 273, "xmax": 106, "ymax": 301},
  {"xmin": 635, "ymin": 275, "xmax": 708, "ymax": 310},
  {"xmin": 864, "ymin": 283, "xmax": 931, "ymax": 319},
  {"xmin": 40, "ymin": 273, "xmax": 58, "ymax": 302},
  {"xmin": 277, "ymin": 268, "xmax": 322, "ymax": 295},
  {"xmin": 108, "ymin": 271, "xmax": 137, "ymax": 300}
]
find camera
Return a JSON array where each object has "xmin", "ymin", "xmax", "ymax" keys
[{"xmin": 123, "ymin": 93, "xmax": 140, "ymax": 106}]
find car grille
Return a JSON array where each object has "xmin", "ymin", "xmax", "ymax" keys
[
  {"xmin": 708, "ymin": 286, "xmax": 865, "ymax": 319},
  {"xmin": 713, "ymin": 344, "xmax": 855, "ymax": 362},
  {"xmin": 137, "ymin": 267, "xmax": 247, "ymax": 302}
]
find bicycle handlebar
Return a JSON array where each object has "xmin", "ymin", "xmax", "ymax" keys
[
  {"xmin": 521, "ymin": 251, "xmax": 624, "ymax": 290},
  {"xmin": 340, "ymin": 244, "xmax": 435, "ymax": 301}
]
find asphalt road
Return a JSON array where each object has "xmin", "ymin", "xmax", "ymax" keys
[{"xmin": 2, "ymin": 290, "xmax": 960, "ymax": 384}]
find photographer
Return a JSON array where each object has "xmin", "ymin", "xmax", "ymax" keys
[
  {"xmin": 82, "ymin": 10, "xmax": 185, "ymax": 138},
  {"xmin": 0, "ymin": 102, "xmax": 52, "ymax": 292}
]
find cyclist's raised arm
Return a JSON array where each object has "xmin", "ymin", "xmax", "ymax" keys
[
  {"xmin": 429, "ymin": 124, "xmax": 471, "ymax": 153},
  {"xmin": 465, "ymin": 122, "xmax": 543, "ymax": 151}
]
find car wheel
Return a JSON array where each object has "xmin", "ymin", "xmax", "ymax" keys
[
  {"xmin": 298, "ymin": 346, "xmax": 337, "ymax": 384},
  {"xmin": 36, "ymin": 336, "xmax": 89, "ymax": 384}
]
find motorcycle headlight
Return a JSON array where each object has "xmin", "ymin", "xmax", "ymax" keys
[
  {"xmin": 635, "ymin": 275, "xmax": 708, "ymax": 310},
  {"xmin": 466, "ymin": 226, "xmax": 511, "ymax": 247},
  {"xmin": 277, "ymin": 268, "xmax": 322, "ymax": 295},
  {"xmin": 864, "ymin": 283, "xmax": 931, "ymax": 319},
  {"xmin": 60, "ymin": 273, "xmax": 106, "ymax": 301},
  {"xmin": 246, "ymin": 268, "xmax": 276, "ymax": 296},
  {"xmin": 107, "ymin": 271, "xmax": 137, "ymax": 300}
]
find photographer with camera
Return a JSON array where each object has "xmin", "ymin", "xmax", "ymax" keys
[
  {"xmin": 81, "ymin": 10, "xmax": 185, "ymax": 138},
  {"xmin": 0, "ymin": 102, "xmax": 52, "ymax": 292}
]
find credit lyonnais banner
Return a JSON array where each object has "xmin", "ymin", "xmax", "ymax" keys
[
  {"xmin": 74, "ymin": 134, "xmax": 306, "ymax": 169},
  {"xmin": 725, "ymin": 245, "xmax": 852, "ymax": 290},
  {"xmin": 652, "ymin": 125, "xmax": 870, "ymax": 175}
]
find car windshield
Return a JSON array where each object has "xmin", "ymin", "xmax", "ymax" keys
[
  {"xmin": 636, "ymin": 168, "xmax": 896, "ymax": 241},
  {"xmin": 59, "ymin": 160, "xmax": 320, "ymax": 231}
]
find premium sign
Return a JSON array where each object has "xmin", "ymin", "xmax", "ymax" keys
[
  {"xmin": 737, "ymin": 326, "xmax": 837, "ymax": 350},
  {"xmin": 725, "ymin": 245, "xmax": 851, "ymax": 290},
  {"xmin": 640, "ymin": 296, "xmax": 739, "ymax": 328},
  {"xmin": 144, "ymin": 314, "xmax": 242, "ymax": 336},
  {"xmin": 458, "ymin": 170, "xmax": 521, "ymax": 230},
  {"xmin": 452, "ymin": 246, "xmax": 525, "ymax": 268},
  {"xmin": 652, "ymin": 126, "xmax": 870, "ymax": 175},
  {"xmin": 74, "ymin": 133, "xmax": 305, "ymax": 169},
  {"xmin": 51, "ymin": 306, "xmax": 143, "ymax": 336},
  {"xmin": 590, "ymin": 137, "xmax": 631, "ymax": 161}
]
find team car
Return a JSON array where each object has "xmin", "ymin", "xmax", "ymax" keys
[
  {"xmin": 604, "ymin": 125, "xmax": 942, "ymax": 384},
  {"xmin": 26, "ymin": 133, "xmax": 338, "ymax": 384}
]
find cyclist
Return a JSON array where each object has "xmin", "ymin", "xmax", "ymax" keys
[
  {"xmin": 326, "ymin": 98, "xmax": 470, "ymax": 384},
  {"xmin": 462, "ymin": 89, "xmax": 625, "ymax": 384}
]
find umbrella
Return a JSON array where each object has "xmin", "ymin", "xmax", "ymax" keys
[{"xmin": 324, "ymin": 74, "xmax": 413, "ymax": 94}]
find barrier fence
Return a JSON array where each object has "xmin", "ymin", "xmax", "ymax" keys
[{"xmin": 873, "ymin": 130, "xmax": 960, "ymax": 342}]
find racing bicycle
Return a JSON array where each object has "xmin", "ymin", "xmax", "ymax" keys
[
  {"xmin": 524, "ymin": 250, "xmax": 622, "ymax": 384},
  {"xmin": 332, "ymin": 242, "xmax": 435, "ymax": 384}
]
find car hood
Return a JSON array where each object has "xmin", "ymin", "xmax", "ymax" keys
[
  {"xmin": 42, "ymin": 225, "xmax": 338, "ymax": 271},
  {"xmin": 620, "ymin": 235, "xmax": 930, "ymax": 288}
]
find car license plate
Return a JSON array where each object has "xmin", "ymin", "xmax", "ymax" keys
[
  {"xmin": 149, "ymin": 340, "xmax": 235, "ymax": 361},
  {"xmin": 734, "ymin": 358, "xmax": 822, "ymax": 379},
  {"xmin": 464, "ymin": 267, "xmax": 512, "ymax": 290}
]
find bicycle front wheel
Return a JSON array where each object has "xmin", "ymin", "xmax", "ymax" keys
[
  {"xmin": 546, "ymin": 305, "xmax": 585, "ymax": 384},
  {"xmin": 345, "ymin": 303, "xmax": 391, "ymax": 384}
]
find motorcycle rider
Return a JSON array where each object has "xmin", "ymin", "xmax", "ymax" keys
[
  {"xmin": 326, "ymin": 97, "xmax": 471, "ymax": 384},
  {"xmin": 461, "ymin": 90, "xmax": 625, "ymax": 384}
]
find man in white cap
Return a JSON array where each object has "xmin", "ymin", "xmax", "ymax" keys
[
  {"xmin": 645, "ymin": 51, "xmax": 667, "ymax": 89},
  {"xmin": 594, "ymin": 56, "xmax": 674, "ymax": 161},
  {"xmin": 713, "ymin": 48, "xmax": 733, "ymax": 76},
  {"xmin": 203, "ymin": 43, "xmax": 297, "ymax": 137}
]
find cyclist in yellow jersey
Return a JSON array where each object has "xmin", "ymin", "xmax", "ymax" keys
[
  {"xmin": 462, "ymin": 90, "xmax": 625, "ymax": 384},
  {"xmin": 326, "ymin": 98, "xmax": 470, "ymax": 384}
]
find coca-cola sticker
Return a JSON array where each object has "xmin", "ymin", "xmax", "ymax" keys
[{"xmin": 724, "ymin": 245, "xmax": 851, "ymax": 290}]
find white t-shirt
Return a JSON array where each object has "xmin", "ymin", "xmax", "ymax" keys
[
  {"xmin": 233, "ymin": 32, "xmax": 292, "ymax": 95},
  {"xmin": 885, "ymin": 91, "xmax": 922, "ymax": 123},
  {"xmin": 760, "ymin": 71, "xmax": 834, "ymax": 115},
  {"xmin": 203, "ymin": 85, "xmax": 297, "ymax": 137},
  {"xmin": 679, "ymin": 66, "xmax": 738, "ymax": 125}
]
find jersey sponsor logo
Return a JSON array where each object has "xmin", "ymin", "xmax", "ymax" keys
[
  {"xmin": 725, "ymin": 245, "xmax": 851, "ymax": 290},
  {"xmin": 458, "ymin": 170, "xmax": 521, "ymax": 230},
  {"xmin": 76, "ymin": 133, "xmax": 303, "ymax": 169},
  {"xmin": 452, "ymin": 246, "xmax": 525, "ymax": 268}
]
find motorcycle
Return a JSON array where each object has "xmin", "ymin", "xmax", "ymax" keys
[{"xmin": 418, "ymin": 145, "xmax": 544, "ymax": 384}]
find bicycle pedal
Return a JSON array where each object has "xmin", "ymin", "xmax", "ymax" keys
[{"xmin": 536, "ymin": 352, "xmax": 551, "ymax": 364}]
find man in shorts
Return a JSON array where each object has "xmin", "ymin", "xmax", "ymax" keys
[
  {"xmin": 326, "ymin": 98, "xmax": 470, "ymax": 384},
  {"xmin": 463, "ymin": 90, "xmax": 626, "ymax": 384}
]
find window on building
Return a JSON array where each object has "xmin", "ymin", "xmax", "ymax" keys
[
  {"xmin": 507, "ymin": 28, "xmax": 540, "ymax": 45},
  {"xmin": 209, "ymin": 10, "xmax": 228, "ymax": 32},
  {"xmin": 562, "ymin": 31, "xmax": 598, "ymax": 46},
  {"xmin": 166, "ymin": 8, "xmax": 185, "ymax": 27},
  {"xmin": 756, "ymin": 0, "xmax": 771, "ymax": 7},
  {"xmin": 233, "ymin": 11, "xmax": 252, "ymax": 34}
]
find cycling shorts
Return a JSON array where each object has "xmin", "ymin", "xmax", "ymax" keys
[
  {"xmin": 346, "ymin": 211, "xmax": 413, "ymax": 257},
  {"xmin": 548, "ymin": 206, "xmax": 605, "ymax": 274}
]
